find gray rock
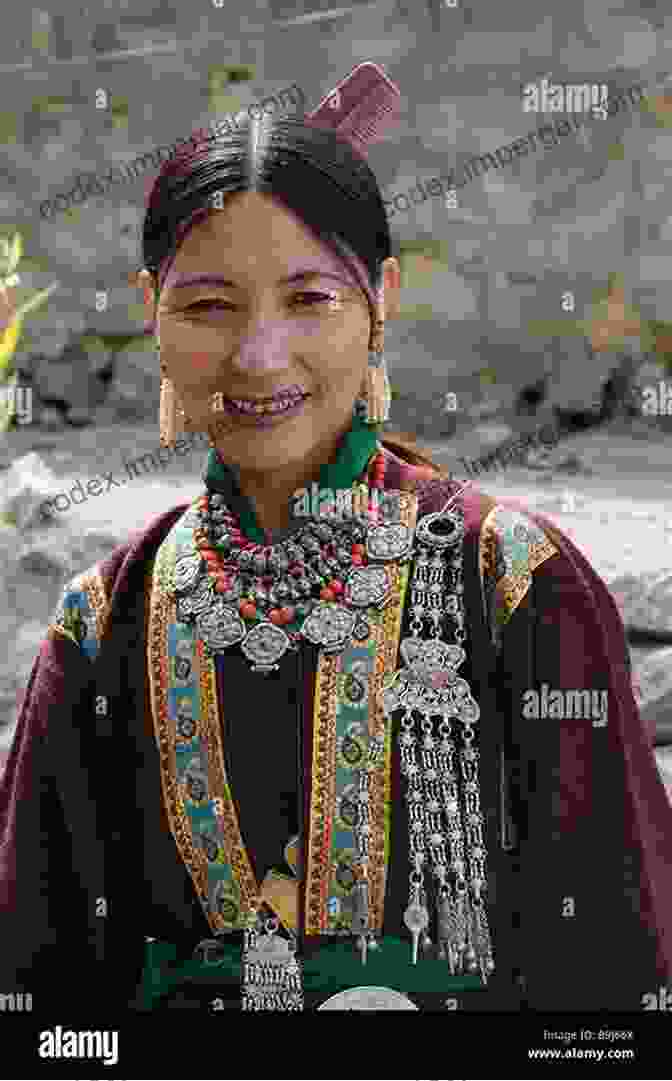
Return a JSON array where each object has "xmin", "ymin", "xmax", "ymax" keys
[
  {"xmin": 633, "ymin": 647, "xmax": 672, "ymax": 749},
  {"xmin": 610, "ymin": 571, "xmax": 672, "ymax": 635},
  {"xmin": 0, "ymin": 527, "xmax": 120, "ymax": 740},
  {"xmin": 654, "ymin": 745, "xmax": 672, "ymax": 805},
  {"xmin": 0, "ymin": 452, "xmax": 59, "ymax": 531}
]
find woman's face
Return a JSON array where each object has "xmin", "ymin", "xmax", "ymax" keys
[{"xmin": 149, "ymin": 191, "xmax": 400, "ymax": 475}]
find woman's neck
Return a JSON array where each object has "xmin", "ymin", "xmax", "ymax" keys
[{"xmin": 224, "ymin": 429, "xmax": 351, "ymax": 539}]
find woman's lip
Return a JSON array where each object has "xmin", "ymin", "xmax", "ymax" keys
[
  {"xmin": 228, "ymin": 395, "xmax": 309, "ymax": 403},
  {"xmin": 225, "ymin": 390, "xmax": 309, "ymax": 403},
  {"xmin": 215, "ymin": 394, "xmax": 310, "ymax": 426}
]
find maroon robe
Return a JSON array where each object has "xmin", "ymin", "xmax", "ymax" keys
[{"xmin": 1, "ymin": 448, "xmax": 671, "ymax": 1012}]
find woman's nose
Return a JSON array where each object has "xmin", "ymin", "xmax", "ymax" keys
[{"xmin": 232, "ymin": 318, "xmax": 295, "ymax": 372}]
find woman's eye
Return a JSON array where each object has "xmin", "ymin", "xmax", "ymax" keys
[
  {"xmin": 186, "ymin": 299, "xmax": 234, "ymax": 312},
  {"xmin": 184, "ymin": 292, "xmax": 335, "ymax": 314},
  {"xmin": 291, "ymin": 292, "xmax": 335, "ymax": 306}
]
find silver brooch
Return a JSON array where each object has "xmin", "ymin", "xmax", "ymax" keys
[
  {"xmin": 198, "ymin": 599, "xmax": 246, "ymax": 654},
  {"xmin": 378, "ymin": 639, "xmax": 480, "ymax": 722},
  {"xmin": 300, "ymin": 603, "xmax": 357, "ymax": 652},
  {"xmin": 414, "ymin": 508, "xmax": 464, "ymax": 550},
  {"xmin": 344, "ymin": 565, "xmax": 390, "ymax": 609},
  {"xmin": 366, "ymin": 522, "xmax": 414, "ymax": 563},
  {"xmin": 174, "ymin": 552, "xmax": 204, "ymax": 594}
]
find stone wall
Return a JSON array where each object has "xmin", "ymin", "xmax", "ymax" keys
[{"xmin": 1, "ymin": 0, "xmax": 671, "ymax": 431}]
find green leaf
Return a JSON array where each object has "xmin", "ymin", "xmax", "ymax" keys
[
  {"xmin": 14, "ymin": 280, "xmax": 60, "ymax": 320},
  {"xmin": 7, "ymin": 231, "xmax": 21, "ymax": 274}
]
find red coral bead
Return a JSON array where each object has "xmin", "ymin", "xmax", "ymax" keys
[
  {"xmin": 351, "ymin": 553, "xmax": 364, "ymax": 566},
  {"xmin": 269, "ymin": 608, "xmax": 285, "ymax": 625},
  {"xmin": 239, "ymin": 601, "xmax": 257, "ymax": 620},
  {"xmin": 279, "ymin": 606, "xmax": 295, "ymax": 624},
  {"xmin": 351, "ymin": 543, "xmax": 366, "ymax": 556},
  {"xmin": 320, "ymin": 587, "xmax": 335, "ymax": 602},
  {"xmin": 214, "ymin": 577, "xmax": 230, "ymax": 593}
]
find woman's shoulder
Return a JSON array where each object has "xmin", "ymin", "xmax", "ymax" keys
[
  {"xmin": 50, "ymin": 501, "xmax": 192, "ymax": 660},
  {"xmin": 399, "ymin": 461, "xmax": 589, "ymax": 637},
  {"xmin": 397, "ymin": 458, "xmax": 561, "ymax": 563}
]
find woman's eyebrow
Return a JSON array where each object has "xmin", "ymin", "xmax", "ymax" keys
[{"xmin": 165, "ymin": 270, "xmax": 357, "ymax": 289}]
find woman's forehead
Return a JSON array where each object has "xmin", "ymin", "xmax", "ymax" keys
[{"xmin": 157, "ymin": 198, "xmax": 375, "ymax": 305}]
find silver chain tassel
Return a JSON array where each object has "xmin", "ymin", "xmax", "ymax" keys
[
  {"xmin": 380, "ymin": 496, "xmax": 495, "ymax": 984},
  {"xmin": 242, "ymin": 912, "xmax": 304, "ymax": 1011}
]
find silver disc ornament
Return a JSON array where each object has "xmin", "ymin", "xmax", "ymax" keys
[
  {"xmin": 344, "ymin": 565, "xmax": 390, "ymax": 609},
  {"xmin": 318, "ymin": 986, "xmax": 419, "ymax": 1010},
  {"xmin": 366, "ymin": 522, "xmax": 414, "ymax": 563},
  {"xmin": 174, "ymin": 552, "xmax": 204, "ymax": 594},
  {"xmin": 240, "ymin": 621, "xmax": 291, "ymax": 673},
  {"xmin": 300, "ymin": 603, "xmax": 357, "ymax": 652},
  {"xmin": 198, "ymin": 598, "xmax": 246, "ymax": 653}
]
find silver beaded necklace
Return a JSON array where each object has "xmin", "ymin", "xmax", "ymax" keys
[{"xmin": 178, "ymin": 479, "xmax": 495, "ymax": 1006}]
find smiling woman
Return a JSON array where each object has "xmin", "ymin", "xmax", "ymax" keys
[{"xmin": 1, "ymin": 62, "xmax": 671, "ymax": 1023}]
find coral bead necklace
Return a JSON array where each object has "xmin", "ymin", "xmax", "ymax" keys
[{"xmin": 189, "ymin": 448, "xmax": 388, "ymax": 647}]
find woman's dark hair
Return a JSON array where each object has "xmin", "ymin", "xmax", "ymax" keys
[{"xmin": 141, "ymin": 114, "xmax": 446, "ymax": 474}]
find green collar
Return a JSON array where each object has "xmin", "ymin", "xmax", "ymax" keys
[{"xmin": 202, "ymin": 415, "xmax": 381, "ymax": 544}]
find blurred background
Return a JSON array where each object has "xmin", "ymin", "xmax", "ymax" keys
[{"xmin": 1, "ymin": 0, "xmax": 672, "ymax": 791}]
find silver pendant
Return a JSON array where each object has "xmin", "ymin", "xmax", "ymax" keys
[
  {"xmin": 198, "ymin": 599, "xmax": 246, "ymax": 653},
  {"xmin": 300, "ymin": 602, "xmax": 357, "ymax": 652},
  {"xmin": 401, "ymin": 637, "xmax": 466, "ymax": 678},
  {"xmin": 174, "ymin": 552, "xmax": 204, "ymax": 594},
  {"xmin": 366, "ymin": 522, "xmax": 414, "ymax": 563},
  {"xmin": 344, "ymin": 565, "xmax": 390, "ymax": 609},
  {"xmin": 415, "ymin": 508, "xmax": 465, "ymax": 550},
  {"xmin": 176, "ymin": 576, "xmax": 215, "ymax": 622},
  {"xmin": 241, "ymin": 622, "xmax": 291, "ymax": 673},
  {"xmin": 318, "ymin": 987, "xmax": 418, "ymax": 1010},
  {"xmin": 379, "ymin": 639, "xmax": 477, "ymax": 717},
  {"xmin": 245, "ymin": 930, "xmax": 298, "ymax": 969}
]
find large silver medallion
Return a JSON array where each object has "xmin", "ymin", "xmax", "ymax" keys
[
  {"xmin": 366, "ymin": 522, "xmax": 413, "ymax": 563},
  {"xmin": 174, "ymin": 552, "xmax": 203, "ymax": 594},
  {"xmin": 241, "ymin": 622, "xmax": 291, "ymax": 673},
  {"xmin": 317, "ymin": 986, "xmax": 418, "ymax": 1010},
  {"xmin": 300, "ymin": 603, "xmax": 357, "ymax": 652},
  {"xmin": 198, "ymin": 599, "xmax": 246, "ymax": 654},
  {"xmin": 176, "ymin": 575, "xmax": 214, "ymax": 622},
  {"xmin": 344, "ymin": 565, "xmax": 390, "ymax": 609}
]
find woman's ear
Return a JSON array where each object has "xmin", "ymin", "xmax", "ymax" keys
[{"xmin": 381, "ymin": 256, "xmax": 401, "ymax": 319}]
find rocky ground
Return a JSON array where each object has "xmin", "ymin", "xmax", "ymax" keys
[{"xmin": 1, "ymin": 417, "xmax": 671, "ymax": 798}]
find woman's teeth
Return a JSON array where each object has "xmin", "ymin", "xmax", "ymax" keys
[{"xmin": 228, "ymin": 394, "xmax": 305, "ymax": 415}]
